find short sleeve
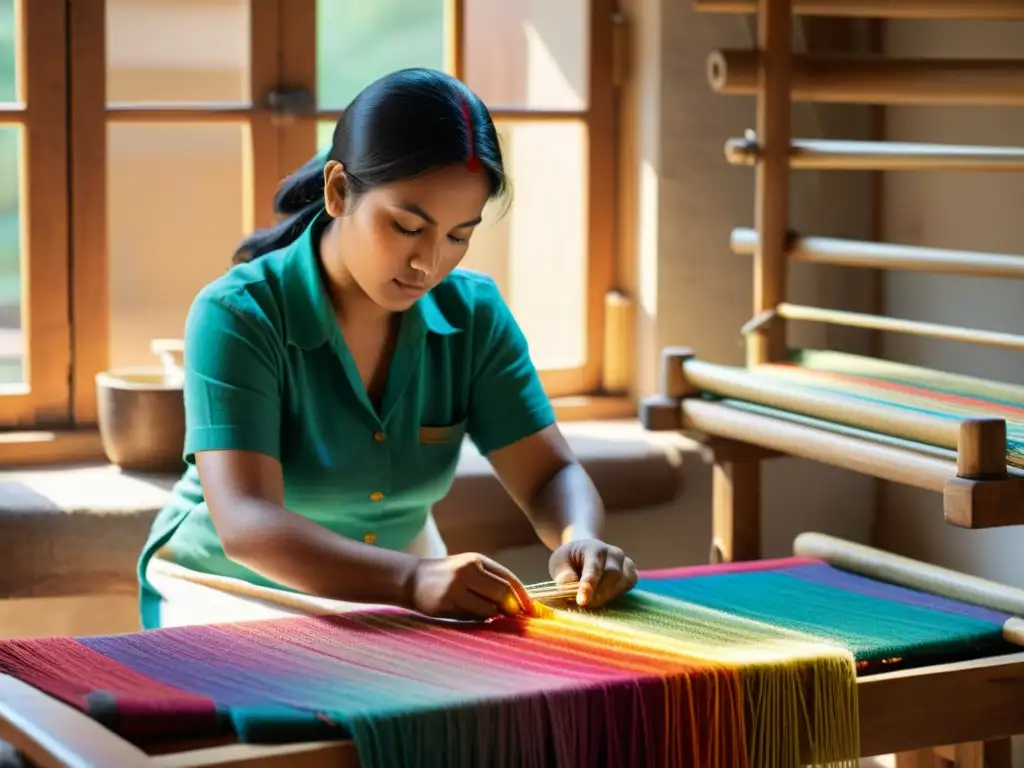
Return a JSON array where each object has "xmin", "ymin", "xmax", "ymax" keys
[
  {"xmin": 466, "ymin": 283, "xmax": 556, "ymax": 455},
  {"xmin": 182, "ymin": 290, "xmax": 283, "ymax": 463}
]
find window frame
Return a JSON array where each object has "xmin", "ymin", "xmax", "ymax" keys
[
  {"xmin": 0, "ymin": 0, "xmax": 631, "ymax": 448},
  {"xmin": 306, "ymin": 0, "xmax": 621, "ymax": 399},
  {"xmin": 0, "ymin": 0, "xmax": 72, "ymax": 428}
]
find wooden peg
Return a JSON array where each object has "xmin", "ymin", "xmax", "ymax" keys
[
  {"xmin": 658, "ymin": 346, "xmax": 697, "ymax": 399},
  {"xmin": 957, "ymin": 419, "xmax": 1007, "ymax": 479}
]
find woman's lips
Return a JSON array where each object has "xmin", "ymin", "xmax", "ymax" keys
[{"xmin": 393, "ymin": 279, "xmax": 428, "ymax": 298}]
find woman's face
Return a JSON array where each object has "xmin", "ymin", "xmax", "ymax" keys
[{"xmin": 324, "ymin": 161, "xmax": 491, "ymax": 312}]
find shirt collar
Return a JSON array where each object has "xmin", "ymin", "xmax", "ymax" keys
[{"xmin": 281, "ymin": 212, "xmax": 461, "ymax": 350}]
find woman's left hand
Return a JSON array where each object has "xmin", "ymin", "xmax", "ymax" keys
[{"xmin": 548, "ymin": 539, "xmax": 638, "ymax": 608}]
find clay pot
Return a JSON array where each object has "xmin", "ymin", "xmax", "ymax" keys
[{"xmin": 95, "ymin": 366, "xmax": 185, "ymax": 473}]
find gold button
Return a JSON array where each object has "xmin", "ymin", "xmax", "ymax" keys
[
  {"xmin": 363, "ymin": 532, "xmax": 377, "ymax": 544},
  {"xmin": 373, "ymin": 431, "xmax": 386, "ymax": 443},
  {"xmin": 369, "ymin": 491, "xmax": 384, "ymax": 502}
]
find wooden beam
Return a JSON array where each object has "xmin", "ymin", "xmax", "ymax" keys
[{"xmin": 748, "ymin": 0, "xmax": 792, "ymax": 366}]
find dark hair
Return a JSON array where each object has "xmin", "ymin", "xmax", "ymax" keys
[{"xmin": 234, "ymin": 68, "xmax": 509, "ymax": 263}]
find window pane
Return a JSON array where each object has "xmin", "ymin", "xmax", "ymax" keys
[
  {"xmin": 0, "ymin": 0, "xmax": 14, "ymax": 103},
  {"xmin": 317, "ymin": 120, "xmax": 334, "ymax": 152},
  {"xmin": 0, "ymin": 125, "xmax": 21, "ymax": 385},
  {"xmin": 463, "ymin": 121, "xmax": 588, "ymax": 370},
  {"xmin": 317, "ymin": 0, "xmax": 445, "ymax": 110},
  {"xmin": 107, "ymin": 124, "xmax": 246, "ymax": 369},
  {"xmin": 106, "ymin": 0, "xmax": 250, "ymax": 105},
  {"xmin": 464, "ymin": 0, "xmax": 589, "ymax": 111}
]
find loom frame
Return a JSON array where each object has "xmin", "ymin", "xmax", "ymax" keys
[
  {"xmin": 653, "ymin": 0, "xmax": 1024, "ymax": 554},
  {"xmin": 648, "ymin": 0, "xmax": 1024, "ymax": 761},
  {"xmin": 2, "ymin": 654, "xmax": 1024, "ymax": 767},
  {"xmin": 6, "ymin": 532, "xmax": 1024, "ymax": 766}
]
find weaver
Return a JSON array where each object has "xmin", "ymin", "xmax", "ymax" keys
[{"xmin": 2, "ymin": 533, "xmax": 1023, "ymax": 768}]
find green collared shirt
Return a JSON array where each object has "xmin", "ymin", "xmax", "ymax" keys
[{"xmin": 137, "ymin": 213, "xmax": 555, "ymax": 625}]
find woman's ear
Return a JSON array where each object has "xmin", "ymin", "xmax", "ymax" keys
[{"xmin": 323, "ymin": 160, "xmax": 348, "ymax": 217}]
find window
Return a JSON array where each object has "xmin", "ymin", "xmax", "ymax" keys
[
  {"xmin": 0, "ymin": 0, "xmax": 624, "ymax": 437},
  {"xmin": 0, "ymin": 0, "xmax": 72, "ymax": 428},
  {"xmin": 316, "ymin": 0, "xmax": 617, "ymax": 397}
]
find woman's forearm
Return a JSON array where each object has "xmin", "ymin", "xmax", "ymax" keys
[
  {"xmin": 219, "ymin": 499, "xmax": 421, "ymax": 608},
  {"xmin": 525, "ymin": 461, "xmax": 606, "ymax": 551}
]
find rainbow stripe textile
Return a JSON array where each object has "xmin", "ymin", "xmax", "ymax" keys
[
  {"xmin": 0, "ymin": 558, "xmax": 1016, "ymax": 768},
  {"xmin": 755, "ymin": 349, "xmax": 1024, "ymax": 468}
]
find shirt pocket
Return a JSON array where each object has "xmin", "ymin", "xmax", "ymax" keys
[
  {"xmin": 418, "ymin": 420, "xmax": 468, "ymax": 446},
  {"xmin": 413, "ymin": 420, "xmax": 468, "ymax": 495}
]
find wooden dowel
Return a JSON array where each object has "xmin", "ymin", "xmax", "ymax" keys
[
  {"xmin": 1004, "ymin": 617, "xmax": 1024, "ymax": 645},
  {"xmin": 730, "ymin": 228, "xmax": 1024, "ymax": 279},
  {"xmin": 726, "ymin": 136, "xmax": 1024, "ymax": 171},
  {"xmin": 957, "ymin": 419, "xmax": 1008, "ymax": 479},
  {"xmin": 684, "ymin": 399, "xmax": 955, "ymax": 492},
  {"xmin": 793, "ymin": 532, "xmax": 1024, "ymax": 619},
  {"xmin": 776, "ymin": 302, "xmax": 1024, "ymax": 352},
  {"xmin": 693, "ymin": 0, "xmax": 1024, "ymax": 19},
  {"xmin": 683, "ymin": 358, "xmax": 962, "ymax": 452},
  {"xmin": 708, "ymin": 51, "xmax": 1024, "ymax": 106},
  {"xmin": 749, "ymin": 0, "xmax": 792, "ymax": 366}
]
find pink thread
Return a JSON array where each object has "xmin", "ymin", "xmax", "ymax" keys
[{"xmin": 461, "ymin": 98, "xmax": 482, "ymax": 172}]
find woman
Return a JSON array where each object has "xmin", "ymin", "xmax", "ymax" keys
[{"xmin": 137, "ymin": 67, "xmax": 638, "ymax": 630}]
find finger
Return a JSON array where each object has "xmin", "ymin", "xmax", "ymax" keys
[
  {"xmin": 465, "ymin": 565, "xmax": 524, "ymax": 616},
  {"xmin": 452, "ymin": 589, "xmax": 502, "ymax": 620},
  {"xmin": 623, "ymin": 557, "xmax": 638, "ymax": 588},
  {"xmin": 577, "ymin": 548, "xmax": 607, "ymax": 607},
  {"xmin": 591, "ymin": 557, "xmax": 639, "ymax": 608},
  {"xmin": 551, "ymin": 561, "xmax": 579, "ymax": 587},
  {"xmin": 589, "ymin": 561, "xmax": 623, "ymax": 608},
  {"xmin": 479, "ymin": 558, "xmax": 535, "ymax": 616}
]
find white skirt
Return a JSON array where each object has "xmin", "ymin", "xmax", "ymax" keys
[{"xmin": 146, "ymin": 512, "xmax": 448, "ymax": 629}]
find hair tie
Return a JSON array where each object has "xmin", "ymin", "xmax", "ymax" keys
[{"xmin": 460, "ymin": 98, "xmax": 482, "ymax": 172}]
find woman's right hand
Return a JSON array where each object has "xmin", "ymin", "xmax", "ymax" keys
[{"xmin": 409, "ymin": 553, "xmax": 535, "ymax": 620}]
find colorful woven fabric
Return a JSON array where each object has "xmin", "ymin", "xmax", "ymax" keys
[
  {"xmin": 753, "ymin": 349, "xmax": 1024, "ymax": 468},
  {"xmin": 0, "ymin": 558, "xmax": 1016, "ymax": 768}
]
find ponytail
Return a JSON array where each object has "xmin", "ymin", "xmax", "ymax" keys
[{"xmin": 232, "ymin": 150, "xmax": 329, "ymax": 264}]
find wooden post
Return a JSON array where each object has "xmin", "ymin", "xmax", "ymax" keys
[
  {"xmin": 748, "ymin": 0, "xmax": 792, "ymax": 366},
  {"xmin": 638, "ymin": 347, "xmax": 695, "ymax": 431},
  {"xmin": 956, "ymin": 419, "xmax": 1007, "ymax": 480},
  {"xmin": 711, "ymin": 455, "xmax": 762, "ymax": 563}
]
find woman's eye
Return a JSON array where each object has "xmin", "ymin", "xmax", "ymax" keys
[
  {"xmin": 448, "ymin": 235, "xmax": 469, "ymax": 244},
  {"xmin": 393, "ymin": 222, "xmax": 421, "ymax": 237}
]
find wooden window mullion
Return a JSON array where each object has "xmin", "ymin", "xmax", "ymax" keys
[
  {"xmin": 246, "ymin": 0, "xmax": 284, "ymax": 233},
  {"xmin": 276, "ymin": 0, "xmax": 317, "ymax": 176},
  {"xmin": 69, "ymin": 0, "xmax": 109, "ymax": 426}
]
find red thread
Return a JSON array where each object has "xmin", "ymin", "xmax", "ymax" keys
[{"xmin": 461, "ymin": 98, "xmax": 482, "ymax": 172}]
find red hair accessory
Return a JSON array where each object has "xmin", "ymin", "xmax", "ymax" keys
[{"xmin": 461, "ymin": 98, "xmax": 482, "ymax": 172}]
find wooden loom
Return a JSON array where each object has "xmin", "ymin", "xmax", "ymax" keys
[
  {"xmin": 3, "ymin": 533, "xmax": 1024, "ymax": 767},
  {"xmin": 639, "ymin": 0, "xmax": 1024, "ymax": 765},
  {"xmin": 640, "ymin": 0, "xmax": 1024, "ymax": 557}
]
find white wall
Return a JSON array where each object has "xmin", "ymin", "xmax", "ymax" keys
[
  {"xmin": 876, "ymin": 19, "xmax": 1024, "ymax": 586},
  {"xmin": 628, "ymin": 0, "xmax": 881, "ymax": 558}
]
